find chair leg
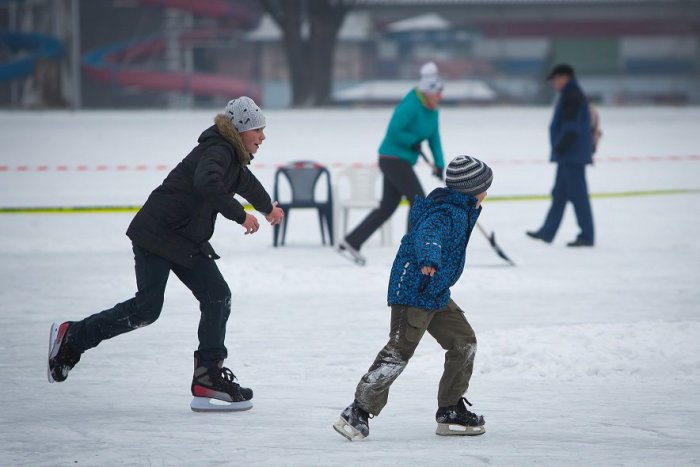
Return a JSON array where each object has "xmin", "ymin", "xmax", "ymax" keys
[
  {"xmin": 318, "ymin": 209, "xmax": 326, "ymax": 245},
  {"xmin": 343, "ymin": 208, "xmax": 349, "ymax": 242},
  {"xmin": 326, "ymin": 207, "xmax": 334, "ymax": 246},
  {"xmin": 281, "ymin": 209, "xmax": 290, "ymax": 246}
]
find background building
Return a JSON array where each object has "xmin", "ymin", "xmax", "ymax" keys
[{"xmin": 1, "ymin": 0, "xmax": 699, "ymax": 108}]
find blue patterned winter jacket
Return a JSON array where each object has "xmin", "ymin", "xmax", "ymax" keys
[{"xmin": 387, "ymin": 188, "xmax": 481, "ymax": 310}]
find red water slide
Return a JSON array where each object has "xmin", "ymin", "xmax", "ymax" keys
[{"xmin": 82, "ymin": 0, "xmax": 260, "ymax": 100}]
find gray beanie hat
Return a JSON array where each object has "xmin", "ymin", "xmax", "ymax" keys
[
  {"xmin": 224, "ymin": 96, "xmax": 266, "ymax": 132},
  {"xmin": 445, "ymin": 155, "xmax": 493, "ymax": 196}
]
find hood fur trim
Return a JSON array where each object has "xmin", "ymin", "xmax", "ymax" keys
[{"xmin": 215, "ymin": 114, "xmax": 250, "ymax": 165}]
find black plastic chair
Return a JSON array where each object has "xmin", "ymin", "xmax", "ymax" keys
[{"xmin": 273, "ymin": 160, "xmax": 334, "ymax": 247}]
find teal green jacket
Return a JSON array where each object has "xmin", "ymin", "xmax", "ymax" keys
[{"xmin": 378, "ymin": 88, "xmax": 445, "ymax": 169}]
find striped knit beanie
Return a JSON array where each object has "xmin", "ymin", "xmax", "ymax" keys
[{"xmin": 445, "ymin": 155, "xmax": 493, "ymax": 196}]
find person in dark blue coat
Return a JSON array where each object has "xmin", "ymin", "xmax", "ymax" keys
[
  {"xmin": 334, "ymin": 156, "xmax": 493, "ymax": 441},
  {"xmin": 527, "ymin": 64, "xmax": 595, "ymax": 247}
]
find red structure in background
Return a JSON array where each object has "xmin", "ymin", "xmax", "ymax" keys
[{"xmin": 82, "ymin": 0, "xmax": 261, "ymax": 101}]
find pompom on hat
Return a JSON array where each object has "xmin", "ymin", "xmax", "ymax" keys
[
  {"xmin": 224, "ymin": 96, "xmax": 266, "ymax": 132},
  {"xmin": 445, "ymin": 155, "xmax": 493, "ymax": 197}
]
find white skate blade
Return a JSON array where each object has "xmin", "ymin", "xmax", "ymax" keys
[
  {"xmin": 47, "ymin": 322, "xmax": 61, "ymax": 383},
  {"xmin": 190, "ymin": 397, "xmax": 253, "ymax": 412},
  {"xmin": 333, "ymin": 417, "xmax": 366, "ymax": 441},
  {"xmin": 436, "ymin": 422, "xmax": 485, "ymax": 436},
  {"xmin": 336, "ymin": 245, "xmax": 366, "ymax": 266}
]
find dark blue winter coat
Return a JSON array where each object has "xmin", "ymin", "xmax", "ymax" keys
[
  {"xmin": 387, "ymin": 188, "xmax": 481, "ymax": 310},
  {"xmin": 549, "ymin": 78, "xmax": 593, "ymax": 165}
]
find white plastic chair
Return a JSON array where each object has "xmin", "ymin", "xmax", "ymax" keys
[{"xmin": 333, "ymin": 166, "xmax": 392, "ymax": 246}]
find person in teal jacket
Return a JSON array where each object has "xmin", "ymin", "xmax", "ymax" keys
[{"xmin": 338, "ymin": 62, "xmax": 446, "ymax": 266}]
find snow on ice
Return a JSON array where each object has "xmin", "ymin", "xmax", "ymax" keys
[{"xmin": 1, "ymin": 107, "xmax": 699, "ymax": 466}]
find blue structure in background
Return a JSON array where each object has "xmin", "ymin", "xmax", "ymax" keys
[{"xmin": 0, "ymin": 31, "xmax": 64, "ymax": 81}]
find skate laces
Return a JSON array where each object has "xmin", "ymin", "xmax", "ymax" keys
[
  {"xmin": 212, "ymin": 367, "xmax": 241, "ymax": 390},
  {"xmin": 458, "ymin": 397, "xmax": 484, "ymax": 425}
]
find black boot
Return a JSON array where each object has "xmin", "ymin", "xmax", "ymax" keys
[
  {"xmin": 526, "ymin": 231, "xmax": 552, "ymax": 243},
  {"xmin": 436, "ymin": 397, "xmax": 485, "ymax": 436},
  {"xmin": 567, "ymin": 238, "xmax": 594, "ymax": 247}
]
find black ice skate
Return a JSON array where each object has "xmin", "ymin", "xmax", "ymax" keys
[
  {"xmin": 337, "ymin": 240, "xmax": 366, "ymax": 266},
  {"xmin": 190, "ymin": 351, "xmax": 253, "ymax": 412},
  {"xmin": 435, "ymin": 397, "xmax": 486, "ymax": 436},
  {"xmin": 333, "ymin": 401, "xmax": 371, "ymax": 441},
  {"xmin": 47, "ymin": 322, "xmax": 81, "ymax": 383}
]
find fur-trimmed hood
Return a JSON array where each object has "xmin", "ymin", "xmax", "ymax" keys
[{"xmin": 200, "ymin": 114, "xmax": 250, "ymax": 165}]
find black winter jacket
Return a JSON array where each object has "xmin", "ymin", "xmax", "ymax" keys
[{"xmin": 126, "ymin": 115, "xmax": 273, "ymax": 268}]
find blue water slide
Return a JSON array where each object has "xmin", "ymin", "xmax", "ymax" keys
[{"xmin": 0, "ymin": 31, "xmax": 64, "ymax": 81}]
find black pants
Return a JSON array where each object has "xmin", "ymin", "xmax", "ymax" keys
[
  {"xmin": 345, "ymin": 157, "xmax": 425, "ymax": 250},
  {"xmin": 67, "ymin": 244, "xmax": 232, "ymax": 367}
]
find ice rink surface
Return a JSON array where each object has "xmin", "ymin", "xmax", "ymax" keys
[{"xmin": 1, "ymin": 107, "xmax": 699, "ymax": 466}]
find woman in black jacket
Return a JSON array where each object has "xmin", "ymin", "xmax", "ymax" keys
[{"xmin": 47, "ymin": 97, "xmax": 284, "ymax": 412}]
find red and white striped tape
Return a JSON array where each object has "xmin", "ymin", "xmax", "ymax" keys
[{"xmin": 1, "ymin": 155, "xmax": 698, "ymax": 172}]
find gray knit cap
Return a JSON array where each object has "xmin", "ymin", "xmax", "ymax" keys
[
  {"xmin": 224, "ymin": 96, "xmax": 266, "ymax": 132},
  {"xmin": 445, "ymin": 155, "xmax": 493, "ymax": 196}
]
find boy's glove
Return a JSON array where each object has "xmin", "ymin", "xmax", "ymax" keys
[
  {"xmin": 411, "ymin": 142, "xmax": 422, "ymax": 152},
  {"xmin": 418, "ymin": 275, "xmax": 431, "ymax": 293},
  {"xmin": 433, "ymin": 166, "xmax": 444, "ymax": 180},
  {"xmin": 418, "ymin": 265, "xmax": 437, "ymax": 293}
]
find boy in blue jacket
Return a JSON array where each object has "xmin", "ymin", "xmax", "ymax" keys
[{"xmin": 334, "ymin": 156, "xmax": 493, "ymax": 441}]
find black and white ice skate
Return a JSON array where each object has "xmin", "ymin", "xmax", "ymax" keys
[
  {"xmin": 435, "ymin": 397, "xmax": 485, "ymax": 436},
  {"xmin": 333, "ymin": 401, "xmax": 370, "ymax": 441},
  {"xmin": 47, "ymin": 322, "xmax": 81, "ymax": 383},
  {"xmin": 337, "ymin": 240, "xmax": 366, "ymax": 266},
  {"xmin": 190, "ymin": 352, "xmax": 253, "ymax": 412}
]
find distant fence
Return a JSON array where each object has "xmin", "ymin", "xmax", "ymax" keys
[{"xmin": 1, "ymin": 154, "xmax": 699, "ymax": 173}]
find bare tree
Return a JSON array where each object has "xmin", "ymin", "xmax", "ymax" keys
[{"xmin": 259, "ymin": 0, "xmax": 355, "ymax": 107}]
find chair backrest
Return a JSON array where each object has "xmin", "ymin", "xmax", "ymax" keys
[
  {"xmin": 274, "ymin": 160, "xmax": 332, "ymax": 205},
  {"xmin": 335, "ymin": 166, "xmax": 381, "ymax": 203}
]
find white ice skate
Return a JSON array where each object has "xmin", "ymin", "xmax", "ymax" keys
[
  {"xmin": 435, "ymin": 397, "xmax": 486, "ymax": 436},
  {"xmin": 190, "ymin": 397, "xmax": 253, "ymax": 412},
  {"xmin": 333, "ymin": 402, "xmax": 370, "ymax": 441},
  {"xmin": 337, "ymin": 240, "xmax": 366, "ymax": 266},
  {"xmin": 436, "ymin": 422, "xmax": 485, "ymax": 436},
  {"xmin": 333, "ymin": 416, "xmax": 367, "ymax": 441}
]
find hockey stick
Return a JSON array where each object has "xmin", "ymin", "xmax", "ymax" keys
[
  {"xmin": 418, "ymin": 148, "xmax": 515, "ymax": 266},
  {"xmin": 475, "ymin": 223, "xmax": 516, "ymax": 266}
]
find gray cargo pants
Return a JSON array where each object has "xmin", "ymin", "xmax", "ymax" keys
[{"xmin": 354, "ymin": 300, "xmax": 477, "ymax": 415}]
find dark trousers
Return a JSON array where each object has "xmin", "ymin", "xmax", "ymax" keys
[
  {"xmin": 345, "ymin": 157, "xmax": 425, "ymax": 250},
  {"xmin": 539, "ymin": 163, "xmax": 594, "ymax": 243},
  {"xmin": 355, "ymin": 301, "xmax": 477, "ymax": 415},
  {"xmin": 67, "ymin": 244, "xmax": 231, "ymax": 367}
]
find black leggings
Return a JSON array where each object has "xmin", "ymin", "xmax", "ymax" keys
[{"xmin": 345, "ymin": 157, "xmax": 425, "ymax": 250}]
